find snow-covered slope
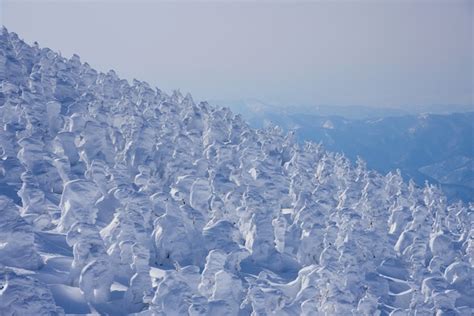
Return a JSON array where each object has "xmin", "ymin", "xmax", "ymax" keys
[
  {"xmin": 222, "ymin": 100, "xmax": 474, "ymax": 203},
  {"xmin": 0, "ymin": 28, "xmax": 472, "ymax": 315}
]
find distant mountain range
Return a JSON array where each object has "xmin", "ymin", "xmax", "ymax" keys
[
  {"xmin": 217, "ymin": 100, "xmax": 474, "ymax": 202},
  {"xmin": 213, "ymin": 99, "xmax": 473, "ymax": 120}
]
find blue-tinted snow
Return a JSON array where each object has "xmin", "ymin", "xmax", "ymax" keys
[{"xmin": 0, "ymin": 28, "xmax": 473, "ymax": 315}]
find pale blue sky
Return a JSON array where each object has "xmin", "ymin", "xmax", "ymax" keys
[{"xmin": 1, "ymin": 0, "xmax": 473, "ymax": 108}]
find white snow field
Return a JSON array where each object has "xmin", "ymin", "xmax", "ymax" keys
[{"xmin": 0, "ymin": 28, "xmax": 472, "ymax": 315}]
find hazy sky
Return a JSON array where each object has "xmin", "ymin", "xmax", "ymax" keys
[{"xmin": 1, "ymin": 0, "xmax": 473, "ymax": 108}]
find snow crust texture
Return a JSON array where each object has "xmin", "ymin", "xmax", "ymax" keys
[{"xmin": 0, "ymin": 28, "xmax": 473, "ymax": 315}]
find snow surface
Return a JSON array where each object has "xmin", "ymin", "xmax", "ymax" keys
[{"xmin": 0, "ymin": 27, "xmax": 473, "ymax": 315}]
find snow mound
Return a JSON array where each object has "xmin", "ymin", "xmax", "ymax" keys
[
  {"xmin": 0, "ymin": 196, "xmax": 43, "ymax": 270},
  {"xmin": 0, "ymin": 268, "xmax": 64, "ymax": 315}
]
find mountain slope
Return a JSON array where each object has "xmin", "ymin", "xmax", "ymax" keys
[
  {"xmin": 0, "ymin": 28, "xmax": 473, "ymax": 315},
  {"xmin": 225, "ymin": 101, "xmax": 474, "ymax": 202}
]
